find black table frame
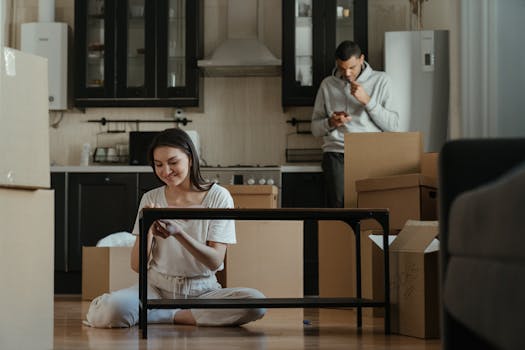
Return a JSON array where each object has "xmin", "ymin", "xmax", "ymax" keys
[{"xmin": 139, "ymin": 208, "xmax": 390, "ymax": 339}]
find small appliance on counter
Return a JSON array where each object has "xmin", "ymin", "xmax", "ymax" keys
[
  {"xmin": 129, "ymin": 130, "xmax": 201, "ymax": 165},
  {"xmin": 129, "ymin": 131, "xmax": 159, "ymax": 165}
]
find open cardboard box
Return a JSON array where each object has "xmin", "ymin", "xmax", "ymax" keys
[
  {"xmin": 361, "ymin": 230, "xmax": 397, "ymax": 318},
  {"xmin": 82, "ymin": 247, "xmax": 137, "ymax": 300},
  {"xmin": 388, "ymin": 220, "xmax": 440, "ymax": 339},
  {"xmin": 362, "ymin": 220, "xmax": 440, "ymax": 338}
]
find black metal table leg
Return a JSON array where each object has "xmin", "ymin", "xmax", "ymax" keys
[
  {"xmin": 352, "ymin": 221, "xmax": 362, "ymax": 328},
  {"xmin": 140, "ymin": 217, "xmax": 149, "ymax": 338},
  {"xmin": 380, "ymin": 215, "xmax": 391, "ymax": 334}
]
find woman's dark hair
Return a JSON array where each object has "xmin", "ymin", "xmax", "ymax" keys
[
  {"xmin": 335, "ymin": 40, "xmax": 362, "ymax": 61},
  {"xmin": 147, "ymin": 128, "xmax": 211, "ymax": 191}
]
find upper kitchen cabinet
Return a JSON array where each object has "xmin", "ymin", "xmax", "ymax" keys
[
  {"xmin": 282, "ymin": 0, "xmax": 367, "ymax": 106},
  {"xmin": 74, "ymin": 0, "xmax": 202, "ymax": 107}
]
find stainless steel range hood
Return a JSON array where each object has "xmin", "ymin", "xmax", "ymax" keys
[{"xmin": 198, "ymin": 0, "xmax": 281, "ymax": 77}]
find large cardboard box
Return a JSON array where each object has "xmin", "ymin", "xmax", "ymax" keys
[
  {"xmin": 421, "ymin": 152, "xmax": 439, "ymax": 183},
  {"xmin": 389, "ymin": 220, "xmax": 440, "ymax": 339},
  {"xmin": 82, "ymin": 247, "xmax": 137, "ymax": 300},
  {"xmin": 319, "ymin": 132, "xmax": 422, "ymax": 297},
  {"xmin": 218, "ymin": 185, "xmax": 280, "ymax": 290},
  {"xmin": 356, "ymin": 173, "xmax": 437, "ymax": 231},
  {"xmin": 0, "ymin": 188, "xmax": 54, "ymax": 350},
  {"xmin": 224, "ymin": 185, "xmax": 278, "ymax": 208},
  {"xmin": 344, "ymin": 132, "xmax": 423, "ymax": 208},
  {"xmin": 361, "ymin": 231, "xmax": 396, "ymax": 317},
  {"xmin": 0, "ymin": 48, "xmax": 50, "ymax": 189},
  {"xmin": 227, "ymin": 221, "xmax": 303, "ymax": 297}
]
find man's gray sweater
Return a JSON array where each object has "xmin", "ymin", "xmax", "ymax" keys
[{"xmin": 311, "ymin": 62, "xmax": 399, "ymax": 153}]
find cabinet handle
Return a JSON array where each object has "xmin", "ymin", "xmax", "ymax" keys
[{"xmin": 104, "ymin": 177, "xmax": 111, "ymax": 183}]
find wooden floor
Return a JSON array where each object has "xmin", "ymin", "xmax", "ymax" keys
[{"xmin": 54, "ymin": 295, "xmax": 441, "ymax": 350}]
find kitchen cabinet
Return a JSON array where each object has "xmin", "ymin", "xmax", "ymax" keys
[
  {"xmin": 281, "ymin": 171, "xmax": 324, "ymax": 296},
  {"xmin": 68, "ymin": 173, "xmax": 138, "ymax": 273},
  {"xmin": 52, "ymin": 170, "xmax": 165, "ymax": 293},
  {"xmin": 138, "ymin": 172, "xmax": 164, "ymax": 198},
  {"xmin": 282, "ymin": 0, "xmax": 367, "ymax": 106},
  {"xmin": 74, "ymin": 0, "xmax": 202, "ymax": 107},
  {"xmin": 51, "ymin": 173, "xmax": 67, "ymax": 273}
]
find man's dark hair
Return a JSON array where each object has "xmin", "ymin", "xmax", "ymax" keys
[{"xmin": 335, "ymin": 40, "xmax": 362, "ymax": 61}]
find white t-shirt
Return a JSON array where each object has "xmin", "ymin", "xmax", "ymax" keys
[{"xmin": 132, "ymin": 184, "xmax": 236, "ymax": 277}]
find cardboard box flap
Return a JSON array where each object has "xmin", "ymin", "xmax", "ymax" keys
[
  {"xmin": 369, "ymin": 234, "xmax": 397, "ymax": 249},
  {"xmin": 356, "ymin": 174, "xmax": 437, "ymax": 193},
  {"xmin": 390, "ymin": 220, "xmax": 439, "ymax": 253},
  {"xmin": 224, "ymin": 185, "xmax": 278, "ymax": 195}
]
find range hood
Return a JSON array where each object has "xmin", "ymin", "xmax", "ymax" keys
[{"xmin": 198, "ymin": 0, "xmax": 281, "ymax": 77}]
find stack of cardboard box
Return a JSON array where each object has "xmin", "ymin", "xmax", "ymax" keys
[
  {"xmin": 318, "ymin": 132, "xmax": 441, "ymax": 338},
  {"xmin": 319, "ymin": 132, "xmax": 423, "ymax": 298},
  {"xmin": 0, "ymin": 49, "xmax": 53, "ymax": 349}
]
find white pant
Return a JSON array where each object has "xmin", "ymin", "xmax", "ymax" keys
[{"xmin": 84, "ymin": 270, "xmax": 266, "ymax": 328}]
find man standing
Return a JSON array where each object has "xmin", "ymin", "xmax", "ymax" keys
[{"xmin": 311, "ymin": 40, "xmax": 399, "ymax": 208}]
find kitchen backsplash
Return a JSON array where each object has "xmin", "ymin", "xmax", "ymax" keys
[{"xmin": 49, "ymin": 77, "xmax": 322, "ymax": 166}]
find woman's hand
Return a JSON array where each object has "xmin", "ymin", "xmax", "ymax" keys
[{"xmin": 152, "ymin": 220, "xmax": 183, "ymax": 239}]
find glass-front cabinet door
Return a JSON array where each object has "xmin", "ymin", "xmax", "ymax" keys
[
  {"xmin": 76, "ymin": 0, "xmax": 116, "ymax": 99},
  {"xmin": 282, "ymin": 0, "xmax": 323, "ymax": 107},
  {"xmin": 115, "ymin": 0, "xmax": 155, "ymax": 98},
  {"xmin": 75, "ymin": 0, "xmax": 201, "ymax": 107},
  {"xmin": 282, "ymin": 0, "xmax": 367, "ymax": 107},
  {"xmin": 156, "ymin": 0, "xmax": 199, "ymax": 101}
]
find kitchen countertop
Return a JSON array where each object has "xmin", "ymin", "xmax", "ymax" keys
[
  {"xmin": 281, "ymin": 164, "xmax": 322, "ymax": 173},
  {"xmin": 51, "ymin": 164, "xmax": 323, "ymax": 173},
  {"xmin": 51, "ymin": 165, "xmax": 154, "ymax": 173}
]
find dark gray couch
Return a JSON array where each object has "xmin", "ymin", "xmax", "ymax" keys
[{"xmin": 440, "ymin": 138, "xmax": 525, "ymax": 350}]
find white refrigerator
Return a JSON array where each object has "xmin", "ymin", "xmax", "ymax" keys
[{"xmin": 384, "ymin": 30, "xmax": 449, "ymax": 152}]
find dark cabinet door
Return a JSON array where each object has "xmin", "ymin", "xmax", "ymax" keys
[
  {"xmin": 282, "ymin": 172, "xmax": 325, "ymax": 208},
  {"xmin": 51, "ymin": 172, "xmax": 67, "ymax": 272},
  {"xmin": 74, "ymin": 0, "xmax": 202, "ymax": 107},
  {"xmin": 67, "ymin": 173, "xmax": 138, "ymax": 271},
  {"xmin": 282, "ymin": 0, "xmax": 368, "ymax": 107},
  {"xmin": 138, "ymin": 172, "xmax": 164, "ymax": 199}
]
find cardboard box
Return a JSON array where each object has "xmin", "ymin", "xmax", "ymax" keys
[
  {"xmin": 0, "ymin": 188, "xmax": 54, "ymax": 349},
  {"xmin": 319, "ymin": 132, "xmax": 422, "ymax": 297},
  {"xmin": 389, "ymin": 220, "xmax": 440, "ymax": 339},
  {"xmin": 344, "ymin": 132, "xmax": 423, "ymax": 208},
  {"xmin": 217, "ymin": 185, "xmax": 279, "ymax": 289},
  {"xmin": 226, "ymin": 221, "xmax": 303, "ymax": 298},
  {"xmin": 224, "ymin": 185, "xmax": 278, "ymax": 208},
  {"xmin": 82, "ymin": 247, "xmax": 137, "ymax": 300},
  {"xmin": 318, "ymin": 220, "xmax": 356, "ymax": 296},
  {"xmin": 356, "ymin": 173, "xmax": 437, "ymax": 231},
  {"xmin": 0, "ymin": 49, "xmax": 50, "ymax": 189},
  {"xmin": 421, "ymin": 152, "xmax": 439, "ymax": 183},
  {"xmin": 361, "ymin": 231, "xmax": 397, "ymax": 317}
]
